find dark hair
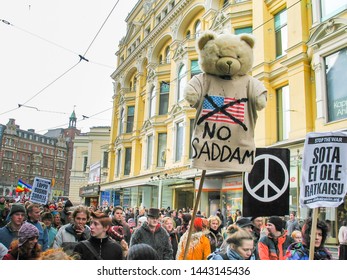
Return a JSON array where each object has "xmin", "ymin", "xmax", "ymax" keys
[
  {"xmin": 72, "ymin": 205, "xmax": 90, "ymax": 221},
  {"xmin": 127, "ymin": 244, "xmax": 159, "ymax": 260},
  {"xmin": 302, "ymin": 218, "xmax": 328, "ymax": 248},
  {"xmin": 113, "ymin": 205, "xmax": 123, "ymax": 214}
]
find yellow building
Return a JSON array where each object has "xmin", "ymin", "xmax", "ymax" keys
[
  {"xmin": 69, "ymin": 126, "xmax": 110, "ymax": 206},
  {"xmin": 101, "ymin": 0, "xmax": 347, "ymax": 245}
]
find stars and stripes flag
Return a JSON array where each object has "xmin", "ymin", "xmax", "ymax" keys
[
  {"xmin": 201, "ymin": 96, "xmax": 246, "ymax": 124},
  {"xmin": 16, "ymin": 179, "xmax": 32, "ymax": 193}
]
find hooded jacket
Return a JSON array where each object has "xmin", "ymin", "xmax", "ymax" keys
[{"xmin": 130, "ymin": 222, "xmax": 173, "ymax": 260}]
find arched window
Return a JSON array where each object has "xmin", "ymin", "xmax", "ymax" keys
[
  {"xmin": 159, "ymin": 54, "xmax": 163, "ymax": 64},
  {"xmin": 178, "ymin": 64, "xmax": 187, "ymax": 102},
  {"xmin": 165, "ymin": 46, "xmax": 170, "ymax": 63},
  {"xmin": 194, "ymin": 20, "xmax": 201, "ymax": 38},
  {"xmin": 149, "ymin": 85, "xmax": 156, "ymax": 118}
]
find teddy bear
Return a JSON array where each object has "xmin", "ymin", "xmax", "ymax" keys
[{"xmin": 184, "ymin": 30, "xmax": 267, "ymax": 172}]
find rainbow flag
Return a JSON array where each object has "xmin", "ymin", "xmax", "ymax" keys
[{"xmin": 16, "ymin": 179, "xmax": 32, "ymax": 193}]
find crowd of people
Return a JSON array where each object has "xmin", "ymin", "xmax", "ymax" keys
[{"xmin": 0, "ymin": 196, "xmax": 344, "ymax": 260}]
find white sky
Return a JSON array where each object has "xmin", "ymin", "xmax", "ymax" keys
[{"xmin": 0, "ymin": 0, "xmax": 138, "ymax": 134}]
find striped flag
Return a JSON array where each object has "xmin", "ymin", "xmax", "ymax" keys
[
  {"xmin": 201, "ymin": 96, "xmax": 246, "ymax": 124},
  {"xmin": 16, "ymin": 179, "xmax": 32, "ymax": 193}
]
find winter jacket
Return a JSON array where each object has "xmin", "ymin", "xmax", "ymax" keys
[
  {"xmin": 130, "ymin": 222, "xmax": 173, "ymax": 260},
  {"xmin": 176, "ymin": 231, "xmax": 211, "ymax": 260},
  {"xmin": 53, "ymin": 223, "xmax": 90, "ymax": 253},
  {"xmin": 206, "ymin": 229, "xmax": 224, "ymax": 253},
  {"xmin": 74, "ymin": 235, "xmax": 123, "ymax": 260},
  {"xmin": 167, "ymin": 230, "xmax": 179, "ymax": 260},
  {"xmin": 257, "ymin": 230, "xmax": 293, "ymax": 260},
  {"xmin": 0, "ymin": 222, "xmax": 20, "ymax": 249},
  {"xmin": 286, "ymin": 242, "xmax": 332, "ymax": 260}
]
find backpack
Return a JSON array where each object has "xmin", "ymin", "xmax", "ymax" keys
[{"xmin": 207, "ymin": 249, "xmax": 229, "ymax": 260}]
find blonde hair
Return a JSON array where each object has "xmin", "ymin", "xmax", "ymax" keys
[
  {"xmin": 208, "ymin": 215, "xmax": 221, "ymax": 227},
  {"xmin": 291, "ymin": 230, "xmax": 302, "ymax": 239}
]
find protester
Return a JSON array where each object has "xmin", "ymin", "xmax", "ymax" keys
[
  {"xmin": 0, "ymin": 242, "xmax": 8, "ymax": 259},
  {"xmin": 206, "ymin": 215, "xmax": 224, "ymax": 253},
  {"xmin": 41, "ymin": 212, "xmax": 57, "ymax": 248},
  {"xmin": 74, "ymin": 210, "xmax": 123, "ymax": 260},
  {"xmin": 60, "ymin": 199, "xmax": 73, "ymax": 225},
  {"xmin": 286, "ymin": 211, "xmax": 300, "ymax": 236},
  {"xmin": 286, "ymin": 218, "xmax": 332, "ymax": 260},
  {"xmin": 291, "ymin": 230, "xmax": 303, "ymax": 243},
  {"xmin": 162, "ymin": 216, "xmax": 179, "ymax": 259},
  {"xmin": 0, "ymin": 196, "xmax": 10, "ymax": 227},
  {"xmin": 176, "ymin": 217, "xmax": 211, "ymax": 260},
  {"xmin": 176, "ymin": 213, "xmax": 191, "ymax": 240},
  {"xmin": 130, "ymin": 207, "xmax": 173, "ymax": 260},
  {"xmin": 0, "ymin": 203, "xmax": 26, "ymax": 249},
  {"xmin": 209, "ymin": 224, "xmax": 255, "ymax": 260},
  {"xmin": 38, "ymin": 248, "xmax": 75, "ymax": 260},
  {"xmin": 53, "ymin": 205, "xmax": 90, "ymax": 254},
  {"xmin": 257, "ymin": 216, "xmax": 293, "ymax": 260},
  {"xmin": 338, "ymin": 220, "xmax": 347, "ymax": 260},
  {"xmin": 52, "ymin": 211, "xmax": 62, "ymax": 230},
  {"xmin": 26, "ymin": 203, "xmax": 49, "ymax": 251},
  {"xmin": 111, "ymin": 206, "xmax": 132, "ymax": 245},
  {"xmin": 2, "ymin": 222, "xmax": 41, "ymax": 260}
]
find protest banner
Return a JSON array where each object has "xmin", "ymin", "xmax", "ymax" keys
[
  {"xmin": 29, "ymin": 177, "xmax": 51, "ymax": 205},
  {"xmin": 300, "ymin": 131, "xmax": 347, "ymax": 259}
]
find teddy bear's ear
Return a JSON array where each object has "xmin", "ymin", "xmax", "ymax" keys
[
  {"xmin": 196, "ymin": 31, "xmax": 217, "ymax": 51},
  {"xmin": 240, "ymin": 34, "xmax": 255, "ymax": 49}
]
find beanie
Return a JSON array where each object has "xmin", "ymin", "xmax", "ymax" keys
[
  {"xmin": 193, "ymin": 217, "xmax": 203, "ymax": 232},
  {"xmin": 9, "ymin": 203, "xmax": 26, "ymax": 216},
  {"xmin": 18, "ymin": 222, "xmax": 39, "ymax": 247},
  {"xmin": 268, "ymin": 216, "xmax": 285, "ymax": 232}
]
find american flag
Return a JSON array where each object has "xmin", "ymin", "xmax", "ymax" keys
[{"xmin": 201, "ymin": 95, "xmax": 246, "ymax": 125}]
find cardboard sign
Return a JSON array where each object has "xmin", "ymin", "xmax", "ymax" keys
[
  {"xmin": 29, "ymin": 177, "xmax": 51, "ymax": 205},
  {"xmin": 300, "ymin": 131, "xmax": 347, "ymax": 208}
]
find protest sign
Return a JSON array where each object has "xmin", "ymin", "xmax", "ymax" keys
[
  {"xmin": 29, "ymin": 177, "xmax": 51, "ymax": 205},
  {"xmin": 300, "ymin": 131, "xmax": 347, "ymax": 208}
]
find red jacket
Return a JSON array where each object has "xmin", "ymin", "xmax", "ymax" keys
[{"xmin": 257, "ymin": 231, "xmax": 293, "ymax": 260}]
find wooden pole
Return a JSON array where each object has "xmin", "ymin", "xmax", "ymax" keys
[
  {"xmin": 183, "ymin": 169, "xmax": 206, "ymax": 260},
  {"xmin": 309, "ymin": 208, "xmax": 318, "ymax": 260}
]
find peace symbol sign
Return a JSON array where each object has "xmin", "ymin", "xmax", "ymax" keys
[{"xmin": 244, "ymin": 154, "xmax": 289, "ymax": 202}]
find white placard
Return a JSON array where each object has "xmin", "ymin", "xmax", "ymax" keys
[{"xmin": 29, "ymin": 177, "xmax": 51, "ymax": 205}]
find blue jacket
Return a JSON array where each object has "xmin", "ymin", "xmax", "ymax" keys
[
  {"xmin": 0, "ymin": 223, "xmax": 19, "ymax": 249},
  {"xmin": 27, "ymin": 220, "xmax": 49, "ymax": 251}
]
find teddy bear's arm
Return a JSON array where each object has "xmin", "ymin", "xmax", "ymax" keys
[
  {"xmin": 184, "ymin": 75, "xmax": 204, "ymax": 108},
  {"xmin": 256, "ymin": 91, "xmax": 267, "ymax": 111}
]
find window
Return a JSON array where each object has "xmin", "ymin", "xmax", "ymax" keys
[
  {"xmin": 124, "ymin": 148, "xmax": 132, "ymax": 175},
  {"xmin": 320, "ymin": 0, "xmax": 347, "ymax": 20},
  {"xmin": 175, "ymin": 122, "xmax": 184, "ymax": 161},
  {"xmin": 157, "ymin": 133, "xmax": 167, "ymax": 167},
  {"xmin": 83, "ymin": 156, "xmax": 88, "ymax": 172},
  {"xmin": 274, "ymin": 9, "xmax": 288, "ymax": 58},
  {"xmin": 277, "ymin": 85, "xmax": 290, "ymax": 141},
  {"xmin": 103, "ymin": 151, "xmax": 108, "ymax": 168},
  {"xmin": 146, "ymin": 135, "xmax": 153, "ymax": 169},
  {"xmin": 178, "ymin": 64, "xmax": 187, "ymax": 102},
  {"xmin": 119, "ymin": 107, "xmax": 124, "ymax": 135},
  {"xmin": 235, "ymin": 26, "xmax": 252, "ymax": 35},
  {"xmin": 191, "ymin": 60, "xmax": 202, "ymax": 78},
  {"xmin": 159, "ymin": 82, "xmax": 169, "ymax": 115},
  {"xmin": 149, "ymin": 86, "xmax": 156, "ymax": 118},
  {"xmin": 126, "ymin": 106, "xmax": 135, "ymax": 133},
  {"xmin": 325, "ymin": 47, "xmax": 347, "ymax": 122},
  {"xmin": 186, "ymin": 30, "xmax": 191, "ymax": 39},
  {"xmin": 189, "ymin": 119, "xmax": 195, "ymax": 158},
  {"xmin": 194, "ymin": 20, "xmax": 201, "ymax": 38},
  {"xmin": 116, "ymin": 149, "xmax": 121, "ymax": 177}
]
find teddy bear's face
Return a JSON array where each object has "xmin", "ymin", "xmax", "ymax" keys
[{"xmin": 197, "ymin": 32, "xmax": 255, "ymax": 78}]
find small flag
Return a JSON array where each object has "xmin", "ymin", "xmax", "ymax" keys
[{"xmin": 16, "ymin": 179, "xmax": 32, "ymax": 193}]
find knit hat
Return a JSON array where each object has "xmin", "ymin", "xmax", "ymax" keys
[
  {"xmin": 236, "ymin": 217, "xmax": 253, "ymax": 228},
  {"xmin": 138, "ymin": 216, "xmax": 147, "ymax": 224},
  {"xmin": 193, "ymin": 217, "xmax": 203, "ymax": 232},
  {"xmin": 9, "ymin": 203, "xmax": 26, "ymax": 217},
  {"xmin": 268, "ymin": 216, "xmax": 285, "ymax": 231},
  {"xmin": 18, "ymin": 222, "xmax": 39, "ymax": 247},
  {"xmin": 108, "ymin": 225, "xmax": 124, "ymax": 241}
]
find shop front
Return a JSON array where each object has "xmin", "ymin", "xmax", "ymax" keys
[{"xmin": 79, "ymin": 185, "xmax": 99, "ymax": 207}]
